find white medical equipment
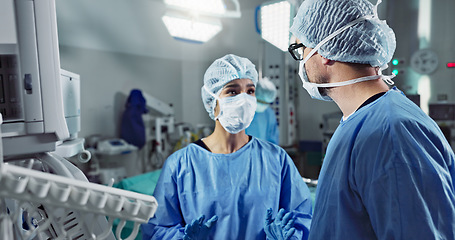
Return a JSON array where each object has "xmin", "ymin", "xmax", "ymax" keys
[
  {"xmin": 96, "ymin": 138, "xmax": 139, "ymax": 184},
  {"xmin": 144, "ymin": 100, "xmax": 173, "ymax": 171},
  {"xmin": 321, "ymin": 111, "xmax": 343, "ymax": 155},
  {"xmin": 262, "ymin": 43, "xmax": 299, "ymax": 147},
  {"xmin": 122, "ymin": 91, "xmax": 175, "ymax": 172},
  {"xmin": 0, "ymin": 0, "xmax": 158, "ymax": 239},
  {"xmin": 53, "ymin": 69, "xmax": 92, "ymax": 163},
  {"xmin": 170, "ymin": 122, "xmax": 198, "ymax": 152},
  {"xmin": 429, "ymin": 103, "xmax": 455, "ymax": 148},
  {"xmin": 142, "ymin": 91, "xmax": 175, "ymax": 155}
]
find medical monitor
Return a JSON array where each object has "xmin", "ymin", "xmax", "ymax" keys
[
  {"xmin": 0, "ymin": 0, "xmax": 69, "ymax": 158},
  {"xmin": 429, "ymin": 103, "xmax": 455, "ymax": 121},
  {"xmin": 406, "ymin": 94, "xmax": 420, "ymax": 108}
]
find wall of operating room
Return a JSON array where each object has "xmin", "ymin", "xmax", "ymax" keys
[
  {"xmin": 388, "ymin": 0, "xmax": 455, "ymax": 113},
  {"xmin": 54, "ymin": 0, "xmax": 344, "ymax": 143},
  {"xmin": 56, "ymin": 0, "xmax": 266, "ymax": 140},
  {"xmin": 4, "ymin": 0, "xmax": 454, "ymax": 145}
]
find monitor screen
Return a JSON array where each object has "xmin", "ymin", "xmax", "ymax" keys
[
  {"xmin": 429, "ymin": 103, "xmax": 455, "ymax": 121},
  {"xmin": 406, "ymin": 94, "xmax": 421, "ymax": 108}
]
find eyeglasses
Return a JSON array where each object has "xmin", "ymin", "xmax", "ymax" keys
[{"xmin": 288, "ymin": 43, "xmax": 306, "ymax": 61}]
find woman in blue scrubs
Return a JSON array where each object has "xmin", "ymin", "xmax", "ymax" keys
[{"xmin": 141, "ymin": 54, "xmax": 312, "ymax": 240}]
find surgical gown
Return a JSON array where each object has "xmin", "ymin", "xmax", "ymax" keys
[
  {"xmin": 246, "ymin": 107, "xmax": 280, "ymax": 145},
  {"xmin": 309, "ymin": 87, "xmax": 455, "ymax": 240},
  {"xmin": 142, "ymin": 137, "xmax": 312, "ymax": 239}
]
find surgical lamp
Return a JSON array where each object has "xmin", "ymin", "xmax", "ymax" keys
[
  {"xmin": 162, "ymin": 12, "xmax": 222, "ymax": 44},
  {"xmin": 164, "ymin": 0, "xmax": 226, "ymax": 16},
  {"xmin": 259, "ymin": 0, "xmax": 295, "ymax": 51},
  {"xmin": 163, "ymin": 0, "xmax": 240, "ymax": 18},
  {"xmin": 162, "ymin": 0, "xmax": 241, "ymax": 43}
]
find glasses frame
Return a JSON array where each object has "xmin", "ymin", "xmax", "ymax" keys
[{"xmin": 288, "ymin": 43, "xmax": 306, "ymax": 61}]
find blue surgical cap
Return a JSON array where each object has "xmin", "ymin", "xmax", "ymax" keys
[
  {"xmin": 202, "ymin": 54, "xmax": 258, "ymax": 120},
  {"xmin": 256, "ymin": 77, "xmax": 277, "ymax": 104},
  {"xmin": 290, "ymin": 0, "xmax": 396, "ymax": 67}
]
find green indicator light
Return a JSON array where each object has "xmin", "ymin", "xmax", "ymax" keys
[
  {"xmin": 392, "ymin": 69, "xmax": 399, "ymax": 75},
  {"xmin": 392, "ymin": 59, "xmax": 399, "ymax": 66}
]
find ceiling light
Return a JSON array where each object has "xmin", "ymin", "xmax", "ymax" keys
[
  {"xmin": 260, "ymin": 0, "xmax": 294, "ymax": 51},
  {"xmin": 164, "ymin": 0, "xmax": 226, "ymax": 15},
  {"xmin": 162, "ymin": 12, "xmax": 222, "ymax": 44}
]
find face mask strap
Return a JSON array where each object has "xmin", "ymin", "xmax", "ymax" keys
[
  {"xmin": 374, "ymin": 0, "xmax": 382, "ymax": 17},
  {"xmin": 308, "ymin": 75, "xmax": 380, "ymax": 88},
  {"xmin": 203, "ymin": 85, "xmax": 223, "ymax": 120},
  {"xmin": 308, "ymin": 72, "xmax": 396, "ymax": 89},
  {"xmin": 380, "ymin": 73, "xmax": 396, "ymax": 85},
  {"xmin": 378, "ymin": 64, "xmax": 396, "ymax": 85},
  {"xmin": 203, "ymin": 85, "xmax": 220, "ymax": 100}
]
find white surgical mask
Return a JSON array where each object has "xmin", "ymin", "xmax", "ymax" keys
[
  {"xmin": 298, "ymin": 15, "xmax": 395, "ymax": 101},
  {"xmin": 204, "ymin": 86, "xmax": 257, "ymax": 134}
]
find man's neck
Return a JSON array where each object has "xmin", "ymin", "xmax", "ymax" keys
[
  {"xmin": 327, "ymin": 63, "xmax": 389, "ymax": 117},
  {"xmin": 331, "ymin": 80, "xmax": 389, "ymax": 118}
]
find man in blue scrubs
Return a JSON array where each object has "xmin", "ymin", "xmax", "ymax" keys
[{"xmin": 289, "ymin": 0, "xmax": 455, "ymax": 239}]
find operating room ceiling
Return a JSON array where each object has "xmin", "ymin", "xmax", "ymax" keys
[{"xmin": 55, "ymin": 0, "xmax": 270, "ymax": 61}]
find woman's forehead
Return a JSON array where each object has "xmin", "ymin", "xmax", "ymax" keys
[{"xmin": 223, "ymin": 78, "xmax": 254, "ymax": 88}]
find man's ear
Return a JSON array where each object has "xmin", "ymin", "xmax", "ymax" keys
[{"xmin": 321, "ymin": 56, "xmax": 335, "ymax": 66}]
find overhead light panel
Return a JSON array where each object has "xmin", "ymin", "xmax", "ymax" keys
[
  {"xmin": 163, "ymin": 0, "xmax": 241, "ymax": 18},
  {"xmin": 162, "ymin": 13, "xmax": 222, "ymax": 44},
  {"xmin": 260, "ymin": 0, "xmax": 293, "ymax": 51},
  {"xmin": 161, "ymin": 0, "xmax": 240, "ymax": 44},
  {"xmin": 164, "ymin": 0, "xmax": 226, "ymax": 15}
]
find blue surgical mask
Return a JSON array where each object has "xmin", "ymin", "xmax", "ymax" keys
[{"xmin": 298, "ymin": 15, "xmax": 395, "ymax": 101}]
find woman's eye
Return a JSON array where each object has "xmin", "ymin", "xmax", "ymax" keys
[{"xmin": 248, "ymin": 89, "xmax": 255, "ymax": 94}]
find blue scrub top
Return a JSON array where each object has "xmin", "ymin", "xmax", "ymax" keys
[
  {"xmin": 246, "ymin": 107, "xmax": 280, "ymax": 145},
  {"xmin": 142, "ymin": 137, "xmax": 312, "ymax": 239},
  {"xmin": 309, "ymin": 87, "xmax": 455, "ymax": 240}
]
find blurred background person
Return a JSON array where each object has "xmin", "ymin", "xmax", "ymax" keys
[{"xmin": 246, "ymin": 77, "xmax": 280, "ymax": 145}]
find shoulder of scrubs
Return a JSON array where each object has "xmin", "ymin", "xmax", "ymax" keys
[{"xmin": 322, "ymin": 88, "xmax": 455, "ymax": 239}]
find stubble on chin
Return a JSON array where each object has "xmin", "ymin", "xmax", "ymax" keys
[{"xmin": 316, "ymin": 75, "xmax": 331, "ymax": 97}]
